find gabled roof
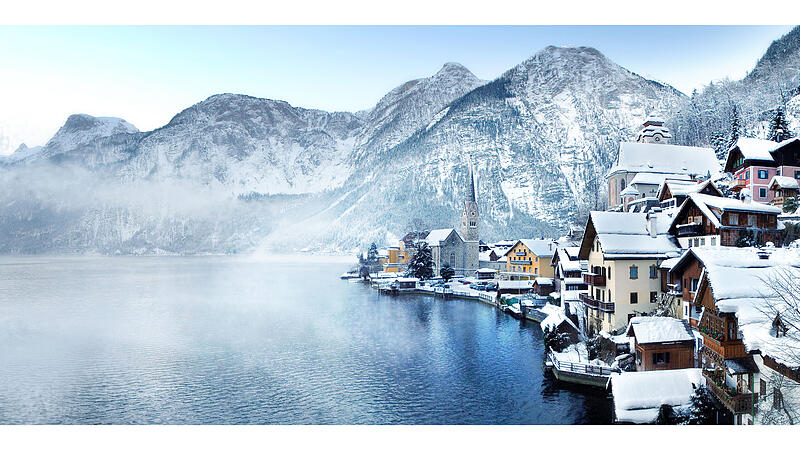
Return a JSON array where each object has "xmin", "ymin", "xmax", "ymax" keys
[
  {"xmin": 695, "ymin": 247, "xmax": 800, "ymax": 369},
  {"xmin": 626, "ymin": 316, "xmax": 694, "ymax": 345},
  {"xmin": 425, "ymin": 228, "xmax": 461, "ymax": 247},
  {"xmin": 631, "ymin": 172, "xmax": 691, "ymax": 187},
  {"xmin": 611, "ymin": 368, "xmax": 705, "ymax": 424},
  {"xmin": 578, "ymin": 211, "xmax": 680, "ymax": 260},
  {"xmin": 669, "ymin": 193, "xmax": 781, "ymax": 231},
  {"xmin": 504, "ymin": 239, "xmax": 555, "ymax": 258},
  {"xmin": 608, "ymin": 142, "xmax": 720, "ymax": 179},
  {"xmin": 769, "ymin": 176, "xmax": 800, "ymax": 190},
  {"xmin": 657, "ymin": 179, "xmax": 723, "ymax": 202},
  {"xmin": 723, "ymin": 137, "xmax": 800, "ymax": 172}
]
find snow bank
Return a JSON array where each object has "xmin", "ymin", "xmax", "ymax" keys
[{"xmin": 611, "ymin": 368, "xmax": 704, "ymax": 424}]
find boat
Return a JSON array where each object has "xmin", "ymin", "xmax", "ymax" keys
[{"xmin": 339, "ymin": 272, "xmax": 361, "ymax": 280}]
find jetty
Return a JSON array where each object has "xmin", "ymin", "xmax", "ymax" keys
[{"xmin": 547, "ymin": 352, "xmax": 614, "ymax": 388}]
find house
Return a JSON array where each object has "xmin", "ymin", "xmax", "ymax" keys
[
  {"xmin": 578, "ymin": 211, "xmax": 682, "ymax": 335},
  {"xmin": 626, "ymin": 316, "xmax": 696, "ymax": 371},
  {"xmin": 667, "ymin": 193, "xmax": 781, "ymax": 248},
  {"xmin": 425, "ymin": 166, "xmax": 481, "ymax": 277},
  {"xmin": 479, "ymin": 247, "xmax": 506, "ymax": 272},
  {"xmin": 610, "ymin": 368, "xmax": 706, "ymax": 424},
  {"xmin": 383, "ymin": 244, "xmax": 411, "ymax": 273},
  {"xmin": 689, "ymin": 246, "xmax": 800, "ymax": 424},
  {"xmin": 724, "ymin": 137, "xmax": 800, "ymax": 204},
  {"xmin": 607, "ymin": 116, "xmax": 720, "ymax": 210},
  {"xmin": 503, "ymin": 239, "xmax": 556, "ymax": 278},
  {"xmin": 531, "ymin": 277, "xmax": 555, "ymax": 296},
  {"xmin": 768, "ymin": 176, "xmax": 799, "ymax": 208},
  {"xmin": 551, "ymin": 246, "xmax": 588, "ymax": 304},
  {"xmin": 657, "ymin": 179, "xmax": 723, "ymax": 209},
  {"xmin": 475, "ymin": 268, "xmax": 496, "ymax": 280}
]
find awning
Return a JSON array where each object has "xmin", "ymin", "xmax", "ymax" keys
[{"xmin": 726, "ymin": 357, "xmax": 759, "ymax": 375}]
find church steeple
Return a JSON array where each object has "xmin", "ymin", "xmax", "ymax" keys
[{"xmin": 461, "ymin": 164, "xmax": 479, "ymax": 242}]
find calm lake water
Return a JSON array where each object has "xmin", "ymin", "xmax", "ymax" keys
[{"xmin": 0, "ymin": 256, "xmax": 611, "ymax": 424}]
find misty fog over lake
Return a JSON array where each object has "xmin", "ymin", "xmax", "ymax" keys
[{"xmin": 0, "ymin": 255, "xmax": 611, "ymax": 424}]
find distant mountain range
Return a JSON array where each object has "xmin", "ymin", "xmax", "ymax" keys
[{"xmin": 1, "ymin": 27, "xmax": 799, "ymax": 254}]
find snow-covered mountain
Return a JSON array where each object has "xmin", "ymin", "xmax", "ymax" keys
[{"xmin": 3, "ymin": 30, "xmax": 800, "ymax": 255}]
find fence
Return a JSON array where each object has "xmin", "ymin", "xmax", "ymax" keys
[{"xmin": 549, "ymin": 353, "xmax": 612, "ymax": 376}]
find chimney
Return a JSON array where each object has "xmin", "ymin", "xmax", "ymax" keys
[{"xmin": 647, "ymin": 211, "xmax": 658, "ymax": 238}]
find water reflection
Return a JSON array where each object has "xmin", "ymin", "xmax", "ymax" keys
[{"xmin": 0, "ymin": 256, "xmax": 611, "ymax": 424}]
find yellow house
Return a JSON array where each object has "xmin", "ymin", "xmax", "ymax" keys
[
  {"xmin": 383, "ymin": 243, "xmax": 411, "ymax": 273},
  {"xmin": 503, "ymin": 239, "xmax": 556, "ymax": 279}
]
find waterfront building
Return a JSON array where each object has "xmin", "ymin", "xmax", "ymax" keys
[
  {"xmin": 425, "ymin": 166, "xmax": 481, "ymax": 277},
  {"xmin": 667, "ymin": 193, "xmax": 781, "ymax": 248},
  {"xmin": 383, "ymin": 243, "xmax": 411, "ymax": 273},
  {"xmin": 768, "ymin": 176, "xmax": 799, "ymax": 208},
  {"xmin": 607, "ymin": 115, "xmax": 720, "ymax": 211},
  {"xmin": 578, "ymin": 211, "xmax": 681, "ymax": 335},
  {"xmin": 724, "ymin": 137, "xmax": 800, "ymax": 204},
  {"xmin": 503, "ymin": 239, "xmax": 556, "ymax": 278},
  {"xmin": 689, "ymin": 246, "xmax": 800, "ymax": 425},
  {"xmin": 626, "ymin": 316, "xmax": 696, "ymax": 371}
]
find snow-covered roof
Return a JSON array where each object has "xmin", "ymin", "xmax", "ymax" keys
[
  {"xmin": 425, "ymin": 228, "xmax": 460, "ymax": 246},
  {"xmin": 729, "ymin": 137, "xmax": 780, "ymax": 162},
  {"xmin": 627, "ymin": 316, "xmax": 694, "ymax": 345},
  {"xmin": 609, "ymin": 142, "xmax": 720, "ymax": 178},
  {"xmin": 611, "ymin": 368, "xmax": 705, "ymax": 424},
  {"xmin": 476, "ymin": 268, "xmax": 496, "ymax": 273},
  {"xmin": 555, "ymin": 248, "xmax": 582, "ymax": 272},
  {"xmin": 540, "ymin": 303, "xmax": 575, "ymax": 333},
  {"xmin": 659, "ymin": 255, "xmax": 683, "ymax": 270},
  {"xmin": 657, "ymin": 179, "xmax": 720, "ymax": 200},
  {"xmin": 678, "ymin": 193, "xmax": 781, "ymax": 229},
  {"xmin": 620, "ymin": 185, "xmax": 639, "ymax": 197},
  {"xmin": 505, "ymin": 239, "xmax": 556, "ymax": 258},
  {"xmin": 769, "ymin": 176, "xmax": 800, "ymax": 190},
  {"xmin": 586, "ymin": 211, "xmax": 680, "ymax": 258},
  {"xmin": 396, "ymin": 277, "xmax": 419, "ymax": 282},
  {"xmin": 533, "ymin": 277, "xmax": 553, "ymax": 286},
  {"xmin": 631, "ymin": 172, "xmax": 690, "ymax": 187},
  {"xmin": 697, "ymin": 247, "xmax": 800, "ymax": 368}
]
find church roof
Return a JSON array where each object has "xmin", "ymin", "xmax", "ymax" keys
[
  {"xmin": 467, "ymin": 165, "xmax": 476, "ymax": 202},
  {"xmin": 608, "ymin": 142, "xmax": 720, "ymax": 179},
  {"xmin": 425, "ymin": 228, "xmax": 461, "ymax": 247}
]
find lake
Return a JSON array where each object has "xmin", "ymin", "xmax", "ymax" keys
[{"xmin": 0, "ymin": 255, "xmax": 611, "ymax": 424}]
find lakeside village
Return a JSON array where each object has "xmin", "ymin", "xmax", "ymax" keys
[{"xmin": 341, "ymin": 114, "xmax": 800, "ymax": 425}]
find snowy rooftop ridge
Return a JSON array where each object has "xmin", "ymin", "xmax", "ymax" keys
[
  {"xmin": 584, "ymin": 211, "xmax": 680, "ymax": 258},
  {"xmin": 608, "ymin": 142, "xmax": 720, "ymax": 179},
  {"xmin": 627, "ymin": 316, "xmax": 694, "ymax": 344}
]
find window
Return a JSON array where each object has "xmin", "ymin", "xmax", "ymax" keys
[
  {"xmin": 759, "ymin": 188, "xmax": 767, "ymax": 198},
  {"xmin": 728, "ymin": 321, "xmax": 737, "ymax": 341},
  {"xmin": 729, "ymin": 213, "xmax": 739, "ymax": 226},
  {"xmin": 694, "ymin": 238, "xmax": 700, "ymax": 247},
  {"xmin": 795, "ymin": 170, "xmax": 800, "ymax": 180},
  {"xmin": 629, "ymin": 266, "xmax": 638, "ymax": 279},
  {"xmin": 774, "ymin": 388, "xmax": 784, "ymax": 409},
  {"xmin": 450, "ymin": 252, "xmax": 456, "ymax": 267},
  {"xmin": 758, "ymin": 169, "xmax": 768, "ymax": 179},
  {"xmin": 700, "ymin": 238, "xmax": 706, "ymax": 246},
  {"xmin": 650, "ymin": 291, "xmax": 658, "ymax": 303},
  {"xmin": 688, "ymin": 239, "xmax": 693, "ymax": 248},
  {"xmin": 630, "ymin": 292, "xmax": 638, "ymax": 304},
  {"xmin": 745, "ymin": 171, "xmax": 750, "ymax": 180},
  {"xmin": 608, "ymin": 267, "xmax": 611, "ymax": 280},
  {"xmin": 649, "ymin": 265, "xmax": 657, "ymax": 279},
  {"xmin": 691, "ymin": 278, "xmax": 699, "ymax": 292},
  {"xmin": 636, "ymin": 350, "xmax": 642, "ymax": 365},
  {"xmin": 760, "ymin": 379, "xmax": 767, "ymax": 397},
  {"xmin": 653, "ymin": 352, "xmax": 670, "ymax": 365},
  {"xmin": 711, "ymin": 237, "xmax": 716, "ymax": 246}
]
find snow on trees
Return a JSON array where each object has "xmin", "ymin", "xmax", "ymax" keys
[{"xmin": 406, "ymin": 242, "xmax": 434, "ymax": 280}]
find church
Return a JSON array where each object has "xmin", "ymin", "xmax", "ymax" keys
[{"xmin": 424, "ymin": 166, "xmax": 481, "ymax": 277}]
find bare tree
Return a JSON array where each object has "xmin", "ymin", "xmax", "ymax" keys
[{"xmin": 755, "ymin": 267, "xmax": 800, "ymax": 424}]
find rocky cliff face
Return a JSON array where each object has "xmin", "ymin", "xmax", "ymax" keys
[{"xmin": 5, "ymin": 34, "xmax": 800, "ymax": 254}]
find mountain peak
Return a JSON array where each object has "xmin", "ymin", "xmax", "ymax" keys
[{"xmin": 60, "ymin": 114, "xmax": 138, "ymax": 134}]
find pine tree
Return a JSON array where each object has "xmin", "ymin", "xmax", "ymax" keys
[
  {"xmin": 682, "ymin": 386, "xmax": 716, "ymax": 425},
  {"xmin": 729, "ymin": 104, "xmax": 741, "ymax": 148},
  {"xmin": 768, "ymin": 107, "xmax": 793, "ymax": 143},
  {"xmin": 783, "ymin": 196, "xmax": 798, "ymax": 214},
  {"xmin": 439, "ymin": 263, "xmax": 455, "ymax": 282},
  {"xmin": 406, "ymin": 242, "xmax": 434, "ymax": 280},
  {"xmin": 366, "ymin": 242, "xmax": 380, "ymax": 272}
]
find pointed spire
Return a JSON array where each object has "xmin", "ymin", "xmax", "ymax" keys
[{"xmin": 468, "ymin": 163, "xmax": 476, "ymax": 202}]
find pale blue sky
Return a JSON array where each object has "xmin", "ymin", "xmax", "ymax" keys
[{"xmin": 0, "ymin": 25, "xmax": 794, "ymax": 153}]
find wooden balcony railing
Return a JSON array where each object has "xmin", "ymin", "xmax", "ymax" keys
[
  {"xmin": 676, "ymin": 223, "xmax": 704, "ymax": 237},
  {"xmin": 731, "ymin": 178, "xmax": 748, "ymax": 191},
  {"xmin": 580, "ymin": 292, "xmax": 598, "ymax": 309},
  {"xmin": 703, "ymin": 372, "xmax": 757, "ymax": 414},
  {"xmin": 598, "ymin": 301, "xmax": 615, "ymax": 313},
  {"xmin": 582, "ymin": 272, "xmax": 606, "ymax": 286}
]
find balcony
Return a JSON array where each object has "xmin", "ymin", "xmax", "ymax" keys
[
  {"xmin": 582, "ymin": 272, "xmax": 606, "ymax": 286},
  {"xmin": 699, "ymin": 329, "xmax": 748, "ymax": 359},
  {"xmin": 730, "ymin": 178, "xmax": 748, "ymax": 191},
  {"xmin": 675, "ymin": 222, "xmax": 704, "ymax": 237},
  {"xmin": 666, "ymin": 283, "xmax": 682, "ymax": 296},
  {"xmin": 598, "ymin": 301, "xmax": 615, "ymax": 313},
  {"xmin": 580, "ymin": 292, "xmax": 598, "ymax": 309},
  {"xmin": 703, "ymin": 371, "xmax": 757, "ymax": 414}
]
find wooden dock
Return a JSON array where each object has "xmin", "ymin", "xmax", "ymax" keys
[{"xmin": 547, "ymin": 352, "xmax": 614, "ymax": 388}]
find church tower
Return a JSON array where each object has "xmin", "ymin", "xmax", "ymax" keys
[
  {"xmin": 461, "ymin": 165, "xmax": 479, "ymax": 241},
  {"xmin": 460, "ymin": 165, "xmax": 480, "ymax": 276},
  {"xmin": 636, "ymin": 113, "xmax": 672, "ymax": 144}
]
